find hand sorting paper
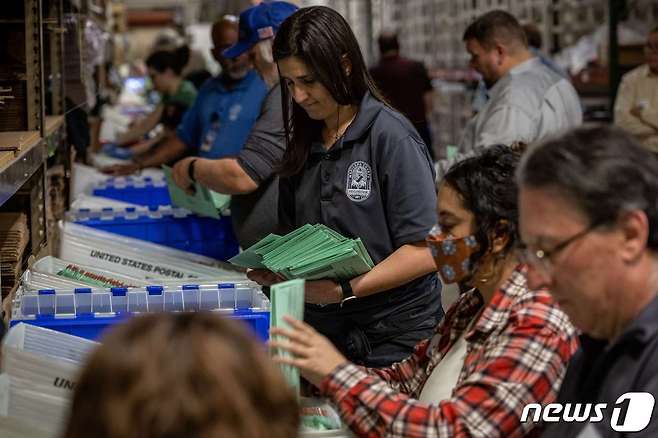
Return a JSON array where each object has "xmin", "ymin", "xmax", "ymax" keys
[
  {"xmin": 162, "ymin": 165, "xmax": 230, "ymax": 219},
  {"xmin": 269, "ymin": 279, "xmax": 306, "ymax": 396},
  {"xmin": 229, "ymin": 224, "xmax": 374, "ymax": 281}
]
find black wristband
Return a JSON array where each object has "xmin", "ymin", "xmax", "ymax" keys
[
  {"xmin": 339, "ymin": 280, "xmax": 355, "ymax": 307},
  {"xmin": 188, "ymin": 158, "xmax": 197, "ymax": 182}
]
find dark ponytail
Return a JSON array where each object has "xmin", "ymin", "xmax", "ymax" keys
[{"xmin": 146, "ymin": 45, "xmax": 190, "ymax": 76}]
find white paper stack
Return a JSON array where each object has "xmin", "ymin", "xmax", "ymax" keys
[
  {"xmin": 26, "ymin": 256, "xmax": 145, "ymax": 290},
  {"xmin": 70, "ymin": 194, "xmax": 141, "ymax": 210},
  {"xmin": 70, "ymin": 163, "xmax": 111, "ymax": 201},
  {"xmin": 70, "ymin": 162, "xmax": 164, "ymax": 201},
  {"xmin": 59, "ymin": 221, "xmax": 247, "ymax": 282},
  {"xmin": 0, "ymin": 375, "xmax": 70, "ymax": 438},
  {"xmin": 0, "ymin": 324, "xmax": 99, "ymax": 438},
  {"xmin": 4, "ymin": 323, "xmax": 97, "ymax": 364}
]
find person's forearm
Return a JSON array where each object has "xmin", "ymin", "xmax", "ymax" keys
[
  {"xmin": 194, "ymin": 158, "xmax": 258, "ymax": 195},
  {"xmin": 639, "ymin": 108, "xmax": 658, "ymax": 132},
  {"xmin": 117, "ymin": 106, "xmax": 162, "ymax": 145},
  {"xmin": 615, "ymin": 111, "xmax": 657, "ymax": 136},
  {"xmin": 138, "ymin": 135, "xmax": 187, "ymax": 168},
  {"xmin": 349, "ymin": 242, "xmax": 435, "ymax": 298}
]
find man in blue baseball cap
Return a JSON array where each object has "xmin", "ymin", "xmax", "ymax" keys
[
  {"xmin": 172, "ymin": 1, "xmax": 298, "ymax": 249},
  {"xmin": 104, "ymin": 16, "xmax": 269, "ymax": 175}
]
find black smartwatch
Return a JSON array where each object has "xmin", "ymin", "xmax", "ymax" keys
[
  {"xmin": 339, "ymin": 280, "xmax": 355, "ymax": 307},
  {"xmin": 188, "ymin": 158, "xmax": 198, "ymax": 183}
]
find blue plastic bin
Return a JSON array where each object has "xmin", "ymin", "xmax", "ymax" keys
[
  {"xmin": 10, "ymin": 284, "xmax": 270, "ymax": 342},
  {"xmin": 93, "ymin": 176, "xmax": 171, "ymax": 207},
  {"xmin": 69, "ymin": 207, "xmax": 239, "ymax": 261}
]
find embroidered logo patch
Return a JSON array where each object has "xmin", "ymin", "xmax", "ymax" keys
[
  {"xmin": 346, "ymin": 161, "xmax": 372, "ymax": 202},
  {"xmin": 228, "ymin": 104, "xmax": 242, "ymax": 121}
]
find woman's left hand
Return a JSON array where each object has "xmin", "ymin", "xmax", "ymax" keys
[
  {"xmin": 246, "ymin": 269, "xmax": 286, "ymax": 286},
  {"xmin": 270, "ymin": 316, "xmax": 348, "ymax": 387},
  {"xmin": 304, "ymin": 279, "xmax": 342, "ymax": 305}
]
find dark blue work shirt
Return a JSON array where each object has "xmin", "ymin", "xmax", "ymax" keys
[
  {"xmin": 542, "ymin": 295, "xmax": 658, "ymax": 438},
  {"xmin": 176, "ymin": 70, "xmax": 268, "ymax": 159},
  {"xmin": 279, "ymin": 92, "xmax": 442, "ymax": 367}
]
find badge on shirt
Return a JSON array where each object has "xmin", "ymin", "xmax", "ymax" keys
[
  {"xmin": 228, "ymin": 104, "xmax": 242, "ymax": 121},
  {"xmin": 346, "ymin": 161, "xmax": 372, "ymax": 202},
  {"xmin": 201, "ymin": 113, "xmax": 221, "ymax": 153}
]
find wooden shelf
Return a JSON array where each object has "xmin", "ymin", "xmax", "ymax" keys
[
  {"xmin": 44, "ymin": 115, "xmax": 65, "ymax": 137},
  {"xmin": 0, "ymin": 131, "xmax": 45, "ymax": 207}
]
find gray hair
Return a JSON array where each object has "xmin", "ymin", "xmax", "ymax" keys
[{"xmin": 516, "ymin": 125, "xmax": 658, "ymax": 249}]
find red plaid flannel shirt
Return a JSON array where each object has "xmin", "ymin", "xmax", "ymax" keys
[{"xmin": 320, "ymin": 265, "xmax": 579, "ymax": 437}]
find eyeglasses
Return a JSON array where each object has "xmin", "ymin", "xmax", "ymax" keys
[{"xmin": 519, "ymin": 220, "xmax": 603, "ymax": 275}]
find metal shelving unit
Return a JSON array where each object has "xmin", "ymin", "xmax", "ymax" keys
[{"xmin": 0, "ymin": 0, "xmax": 83, "ymax": 305}]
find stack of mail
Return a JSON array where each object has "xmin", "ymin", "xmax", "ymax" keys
[
  {"xmin": 163, "ymin": 165, "xmax": 231, "ymax": 219},
  {"xmin": 59, "ymin": 222, "xmax": 246, "ymax": 282},
  {"xmin": 229, "ymin": 224, "xmax": 374, "ymax": 281},
  {"xmin": 0, "ymin": 324, "xmax": 99, "ymax": 438}
]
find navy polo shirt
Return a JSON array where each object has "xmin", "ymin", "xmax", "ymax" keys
[
  {"xmin": 279, "ymin": 92, "xmax": 442, "ymax": 366},
  {"xmin": 542, "ymin": 295, "xmax": 658, "ymax": 438},
  {"xmin": 279, "ymin": 91, "xmax": 438, "ymax": 266},
  {"xmin": 176, "ymin": 70, "xmax": 268, "ymax": 159}
]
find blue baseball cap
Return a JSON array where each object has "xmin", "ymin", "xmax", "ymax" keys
[{"xmin": 223, "ymin": 1, "xmax": 298, "ymax": 59}]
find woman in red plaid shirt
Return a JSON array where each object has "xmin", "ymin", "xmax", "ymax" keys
[{"xmin": 272, "ymin": 145, "xmax": 579, "ymax": 437}]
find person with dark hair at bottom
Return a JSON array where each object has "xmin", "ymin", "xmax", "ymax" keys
[
  {"xmin": 171, "ymin": 1, "xmax": 298, "ymax": 249},
  {"xmin": 271, "ymin": 145, "xmax": 577, "ymax": 437},
  {"xmin": 370, "ymin": 31, "xmax": 435, "ymax": 160},
  {"xmin": 102, "ymin": 45, "xmax": 197, "ymax": 167},
  {"xmin": 248, "ymin": 6, "xmax": 443, "ymax": 368},
  {"xmin": 61, "ymin": 313, "xmax": 299, "ymax": 438},
  {"xmin": 438, "ymin": 10, "xmax": 582, "ymax": 179},
  {"xmin": 518, "ymin": 125, "xmax": 658, "ymax": 437},
  {"xmin": 104, "ymin": 17, "xmax": 268, "ymax": 176}
]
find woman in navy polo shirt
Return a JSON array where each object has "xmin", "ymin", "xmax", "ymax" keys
[{"xmin": 248, "ymin": 6, "xmax": 442, "ymax": 367}]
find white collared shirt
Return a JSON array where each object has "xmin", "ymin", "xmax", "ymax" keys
[{"xmin": 437, "ymin": 58, "xmax": 582, "ymax": 178}]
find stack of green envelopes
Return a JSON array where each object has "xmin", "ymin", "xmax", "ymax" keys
[
  {"xmin": 228, "ymin": 224, "xmax": 374, "ymax": 281},
  {"xmin": 162, "ymin": 165, "xmax": 231, "ymax": 219}
]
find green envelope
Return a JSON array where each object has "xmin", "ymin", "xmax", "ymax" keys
[
  {"xmin": 270, "ymin": 279, "xmax": 305, "ymax": 396},
  {"xmin": 228, "ymin": 233, "xmax": 281, "ymax": 268},
  {"xmin": 162, "ymin": 165, "xmax": 231, "ymax": 219},
  {"xmin": 229, "ymin": 223, "xmax": 374, "ymax": 282}
]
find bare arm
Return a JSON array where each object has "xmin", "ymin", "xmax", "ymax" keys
[
  {"xmin": 249, "ymin": 242, "xmax": 436, "ymax": 305},
  {"xmin": 116, "ymin": 106, "xmax": 163, "ymax": 145},
  {"xmin": 349, "ymin": 242, "xmax": 435, "ymax": 298},
  {"xmin": 103, "ymin": 134, "xmax": 188, "ymax": 176},
  {"xmin": 171, "ymin": 156, "xmax": 258, "ymax": 195}
]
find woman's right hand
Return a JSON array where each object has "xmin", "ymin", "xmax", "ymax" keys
[
  {"xmin": 246, "ymin": 269, "xmax": 286, "ymax": 286},
  {"xmin": 270, "ymin": 316, "xmax": 348, "ymax": 387}
]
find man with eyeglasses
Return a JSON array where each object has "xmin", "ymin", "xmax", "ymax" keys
[
  {"xmin": 105, "ymin": 16, "xmax": 268, "ymax": 175},
  {"xmin": 614, "ymin": 26, "xmax": 658, "ymax": 153},
  {"xmin": 517, "ymin": 125, "xmax": 658, "ymax": 437}
]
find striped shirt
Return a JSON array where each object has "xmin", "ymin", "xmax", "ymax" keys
[{"xmin": 319, "ymin": 265, "xmax": 579, "ymax": 437}]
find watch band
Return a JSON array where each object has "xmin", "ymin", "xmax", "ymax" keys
[
  {"xmin": 339, "ymin": 280, "xmax": 355, "ymax": 307},
  {"xmin": 188, "ymin": 158, "xmax": 198, "ymax": 183}
]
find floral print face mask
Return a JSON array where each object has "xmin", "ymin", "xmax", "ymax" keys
[{"xmin": 426, "ymin": 224, "xmax": 481, "ymax": 284}]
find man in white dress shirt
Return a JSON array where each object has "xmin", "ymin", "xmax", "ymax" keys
[{"xmin": 437, "ymin": 10, "xmax": 582, "ymax": 178}]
